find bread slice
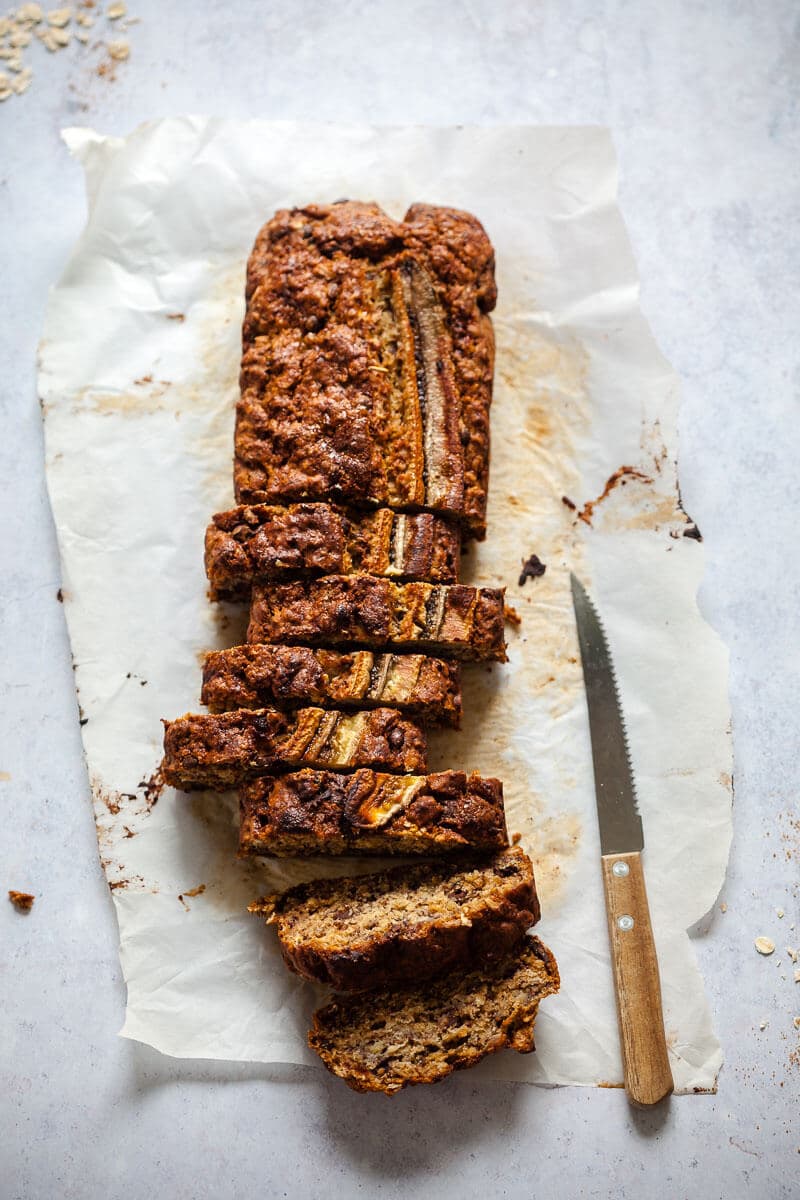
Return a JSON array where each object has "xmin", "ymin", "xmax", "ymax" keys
[
  {"xmin": 162, "ymin": 707, "xmax": 427, "ymax": 790},
  {"xmin": 201, "ymin": 645, "xmax": 462, "ymax": 727},
  {"xmin": 239, "ymin": 768, "xmax": 507, "ymax": 857},
  {"xmin": 247, "ymin": 577, "xmax": 506, "ymax": 662},
  {"xmin": 250, "ymin": 847, "xmax": 539, "ymax": 992},
  {"xmin": 205, "ymin": 504, "xmax": 460, "ymax": 599},
  {"xmin": 235, "ymin": 201, "xmax": 495, "ymax": 539},
  {"xmin": 308, "ymin": 934, "xmax": 559, "ymax": 1094}
]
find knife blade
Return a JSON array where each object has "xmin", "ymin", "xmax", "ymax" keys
[{"xmin": 570, "ymin": 573, "xmax": 673, "ymax": 1107}]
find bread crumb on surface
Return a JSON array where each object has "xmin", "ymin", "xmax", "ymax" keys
[
  {"xmin": 107, "ymin": 1, "xmax": 125, "ymax": 16},
  {"xmin": 720, "ymin": 901, "xmax": 727, "ymax": 913},
  {"xmin": 755, "ymin": 936, "xmax": 776, "ymax": 956},
  {"xmin": 777, "ymin": 908, "xmax": 785, "ymax": 918},
  {"xmin": 504, "ymin": 604, "xmax": 521, "ymax": 627},
  {"xmin": 8, "ymin": 890, "xmax": 35, "ymax": 911}
]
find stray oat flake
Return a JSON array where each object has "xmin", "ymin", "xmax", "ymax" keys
[
  {"xmin": 0, "ymin": 0, "xmax": 134, "ymax": 101},
  {"xmin": 755, "ymin": 936, "xmax": 776, "ymax": 956}
]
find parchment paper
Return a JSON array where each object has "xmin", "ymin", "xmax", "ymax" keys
[{"xmin": 39, "ymin": 120, "xmax": 732, "ymax": 1091}]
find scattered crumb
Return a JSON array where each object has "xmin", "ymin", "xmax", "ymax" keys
[
  {"xmin": 504, "ymin": 603, "xmax": 521, "ymax": 627},
  {"xmin": 0, "ymin": 771, "xmax": 10, "ymax": 782},
  {"xmin": 106, "ymin": 36, "xmax": 127, "ymax": 58},
  {"xmin": 561, "ymin": 495, "xmax": 576, "ymax": 511},
  {"xmin": 57, "ymin": 588, "xmax": 64, "ymax": 602},
  {"xmin": 166, "ymin": 312, "xmax": 185, "ymax": 322},
  {"xmin": 106, "ymin": 0, "xmax": 125, "ymax": 16},
  {"xmin": 518, "ymin": 553, "xmax": 546, "ymax": 587},
  {"xmin": 47, "ymin": 7, "xmax": 72, "ymax": 27},
  {"xmin": 178, "ymin": 883, "xmax": 206, "ymax": 911},
  {"xmin": 788, "ymin": 948, "xmax": 798, "ymax": 963},
  {"xmin": 777, "ymin": 908, "xmax": 785, "ymax": 918},
  {"xmin": 755, "ymin": 937, "xmax": 776, "ymax": 956},
  {"xmin": 759, "ymin": 1021, "xmax": 767, "ymax": 1031},
  {"xmin": 720, "ymin": 901, "xmax": 727, "ymax": 912},
  {"xmin": 794, "ymin": 1017, "xmax": 800, "ymax": 1030},
  {"xmin": 511, "ymin": 831, "xmax": 522, "ymax": 846},
  {"xmin": 8, "ymin": 890, "xmax": 35, "ymax": 911},
  {"xmin": 795, "ymin": 970, "xmax": 800, "ymax": 984}
]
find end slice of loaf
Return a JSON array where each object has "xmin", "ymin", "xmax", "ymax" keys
[
  {"xmin": 247, "ymin": 577, "xmax": 506, "ymax": 662},
  {"xmin": 205, "ymin": 504, "xmax": 460, "ymax": 600},
  {"xmin": 201, "ymin": 645, "xmax": 462, "ymax": 727},
  {"xmin": 162, "ymin": 707, "xmax": 427, "ymax": 790},
  {"xmin": 308, "ymin": 934, "xmax": 559, "ymax": 1094},
  {"xmin": 250, "ymin": 847, "xmax": 539, "ymax": 992},
  {"xmin": 239, "ymin": 768, "xmax": 507, "ymax": 857}
]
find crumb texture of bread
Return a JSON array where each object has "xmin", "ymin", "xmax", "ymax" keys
[
  {"xmin": 162, "ymin": 707, "xmax": 427, "ymax": 790},
  {"xmin": 247, "ymin": 577, "xmax": 507, "ymax": 662},
  {"xmin": 308, "ymin": 935, "xmax": 560, "ymax": 1093},
  {"xmin": 205, "ymin": 504, "xmax": 460, "ymax": 599},
  {"xmin": 239, "ymin": 768, "xmax": 507, "ymax": 857},
  {"xmin": 201, "ymin": 644, "xmax": 462, "ymax": 726},
  {"xmin": 235, "ymin": 201, "xmax": 495, "ymax": 540},
  {"xmin": 251, "ymin": 847, "xmax": 539, "ymax": 992}
]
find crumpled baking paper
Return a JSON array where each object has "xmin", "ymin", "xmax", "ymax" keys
[{"xmin": 39, "ymin": 120, "xmax": 732, "ymax": 1092}]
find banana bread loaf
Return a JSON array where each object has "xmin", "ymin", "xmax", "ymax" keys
[
  {"xmin": 247, "ymin": 577, "xmax": 506, "ymax": 662},
  {"xmin": 201, "ymin": 644, "xmax": 462, "ymax": 727},
  {"xmin": 250, "ymin": 847, "xmax": 539, "ymax": 992},
  {"xmin": 239, "ymin": 768, "xmax": 507, "ymax": 857},
  {"xmin": 162, "ymin": 707, "xmax": 427, "ymax": 790},
  {"xmin": 308, "ymin": 934, "xmax": 560, "ymax": 1094},
  {"xmin": 205, "ymin": 503, "xmax": 460, "ymax": 599},
  {"xmin": 235, "ymin": 201, "xmax": 496, "ymax": 539}
]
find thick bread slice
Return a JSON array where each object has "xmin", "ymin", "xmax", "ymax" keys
[
  {"xmin": 162, "ymin": 707, "xmax": 427, "ymax": 790},
  {"xmin": 235, "ymin": 201, "xmax": 495, "ymax": 539},
  {"xmin": 239, "ymin": 768, "xmax": 507, "ymax": 857},
  {"xmin": 250, "ymin": 847, "xmax": 539, "ymax": 992},
  {"xmin": 247, "ymin": 577, "xmax": 506, "ymax": 662},
  {"xmin": 205, "ymin": 504, "xmax": 460, "ymax": 599},
  {"xmin": 308, "ymin": 934, "xmax": 560, "ymax": 1094},
  {"xmin": 201, "ymin": 645, "xmax": 462, "ymax": 727}
]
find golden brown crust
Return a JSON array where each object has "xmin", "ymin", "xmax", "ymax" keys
[
  {"xmin": 251, "ymin": 848, "xmax": 539, "ymax": 992},
  {"xmin": 235, "ymin": 201, "xmax": 495, "ymax": 539},
  {"xmin": 238, "ymin": 768, "xmax": 507, "ymax": 857},
  {"xmin": 307, "ymin": 935, "xmax": 560, "ymax": 1094},
  {"xmin": 247, "ymin": 577, "xmax": 507, "ymax": 662},
  {"xmin": 201, "ymin": 644, "xmax": 462, "ymax": 726},
  {"xmin": 205, "ymin": 503, "xmax": 460, "ymax": 599},
  {"xmin": 162, "ymin": 707, "xmax": 427, "ymax": 790}
]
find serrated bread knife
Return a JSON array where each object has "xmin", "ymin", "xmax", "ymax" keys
[{"xmin": 570, "ymin": 574, "xmax": 674, "ymax": 1107}]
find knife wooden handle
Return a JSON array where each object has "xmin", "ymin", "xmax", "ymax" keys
[{"xmin": 601, "ymin": 850, "xmax": 674, "ymax": 1107}]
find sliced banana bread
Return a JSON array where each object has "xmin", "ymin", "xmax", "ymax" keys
[
  {"xmin": 239, "ymin": 768, "xmax": 507, "ymax": 857},
  {"xmin": 162, "ymin": 707, "xmax": 427, "ymax": 790},
  {"xmin": 201, "ymin": 645, "xmax": 462, "ymax": 727},
  {"xmin": 308, "ymin": 934, "xmax": 560, "ymax": 1094},
  {"xmin": 250, "ymin": 847, "xmax": 539, "ymax": 992},
  {"xmin": 247, "ymin": 577, "xmax": 506, "ymax": 662},
  {"xmin": 205, "ymin": 504, "xmax": 460, "ymax": 599}
]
